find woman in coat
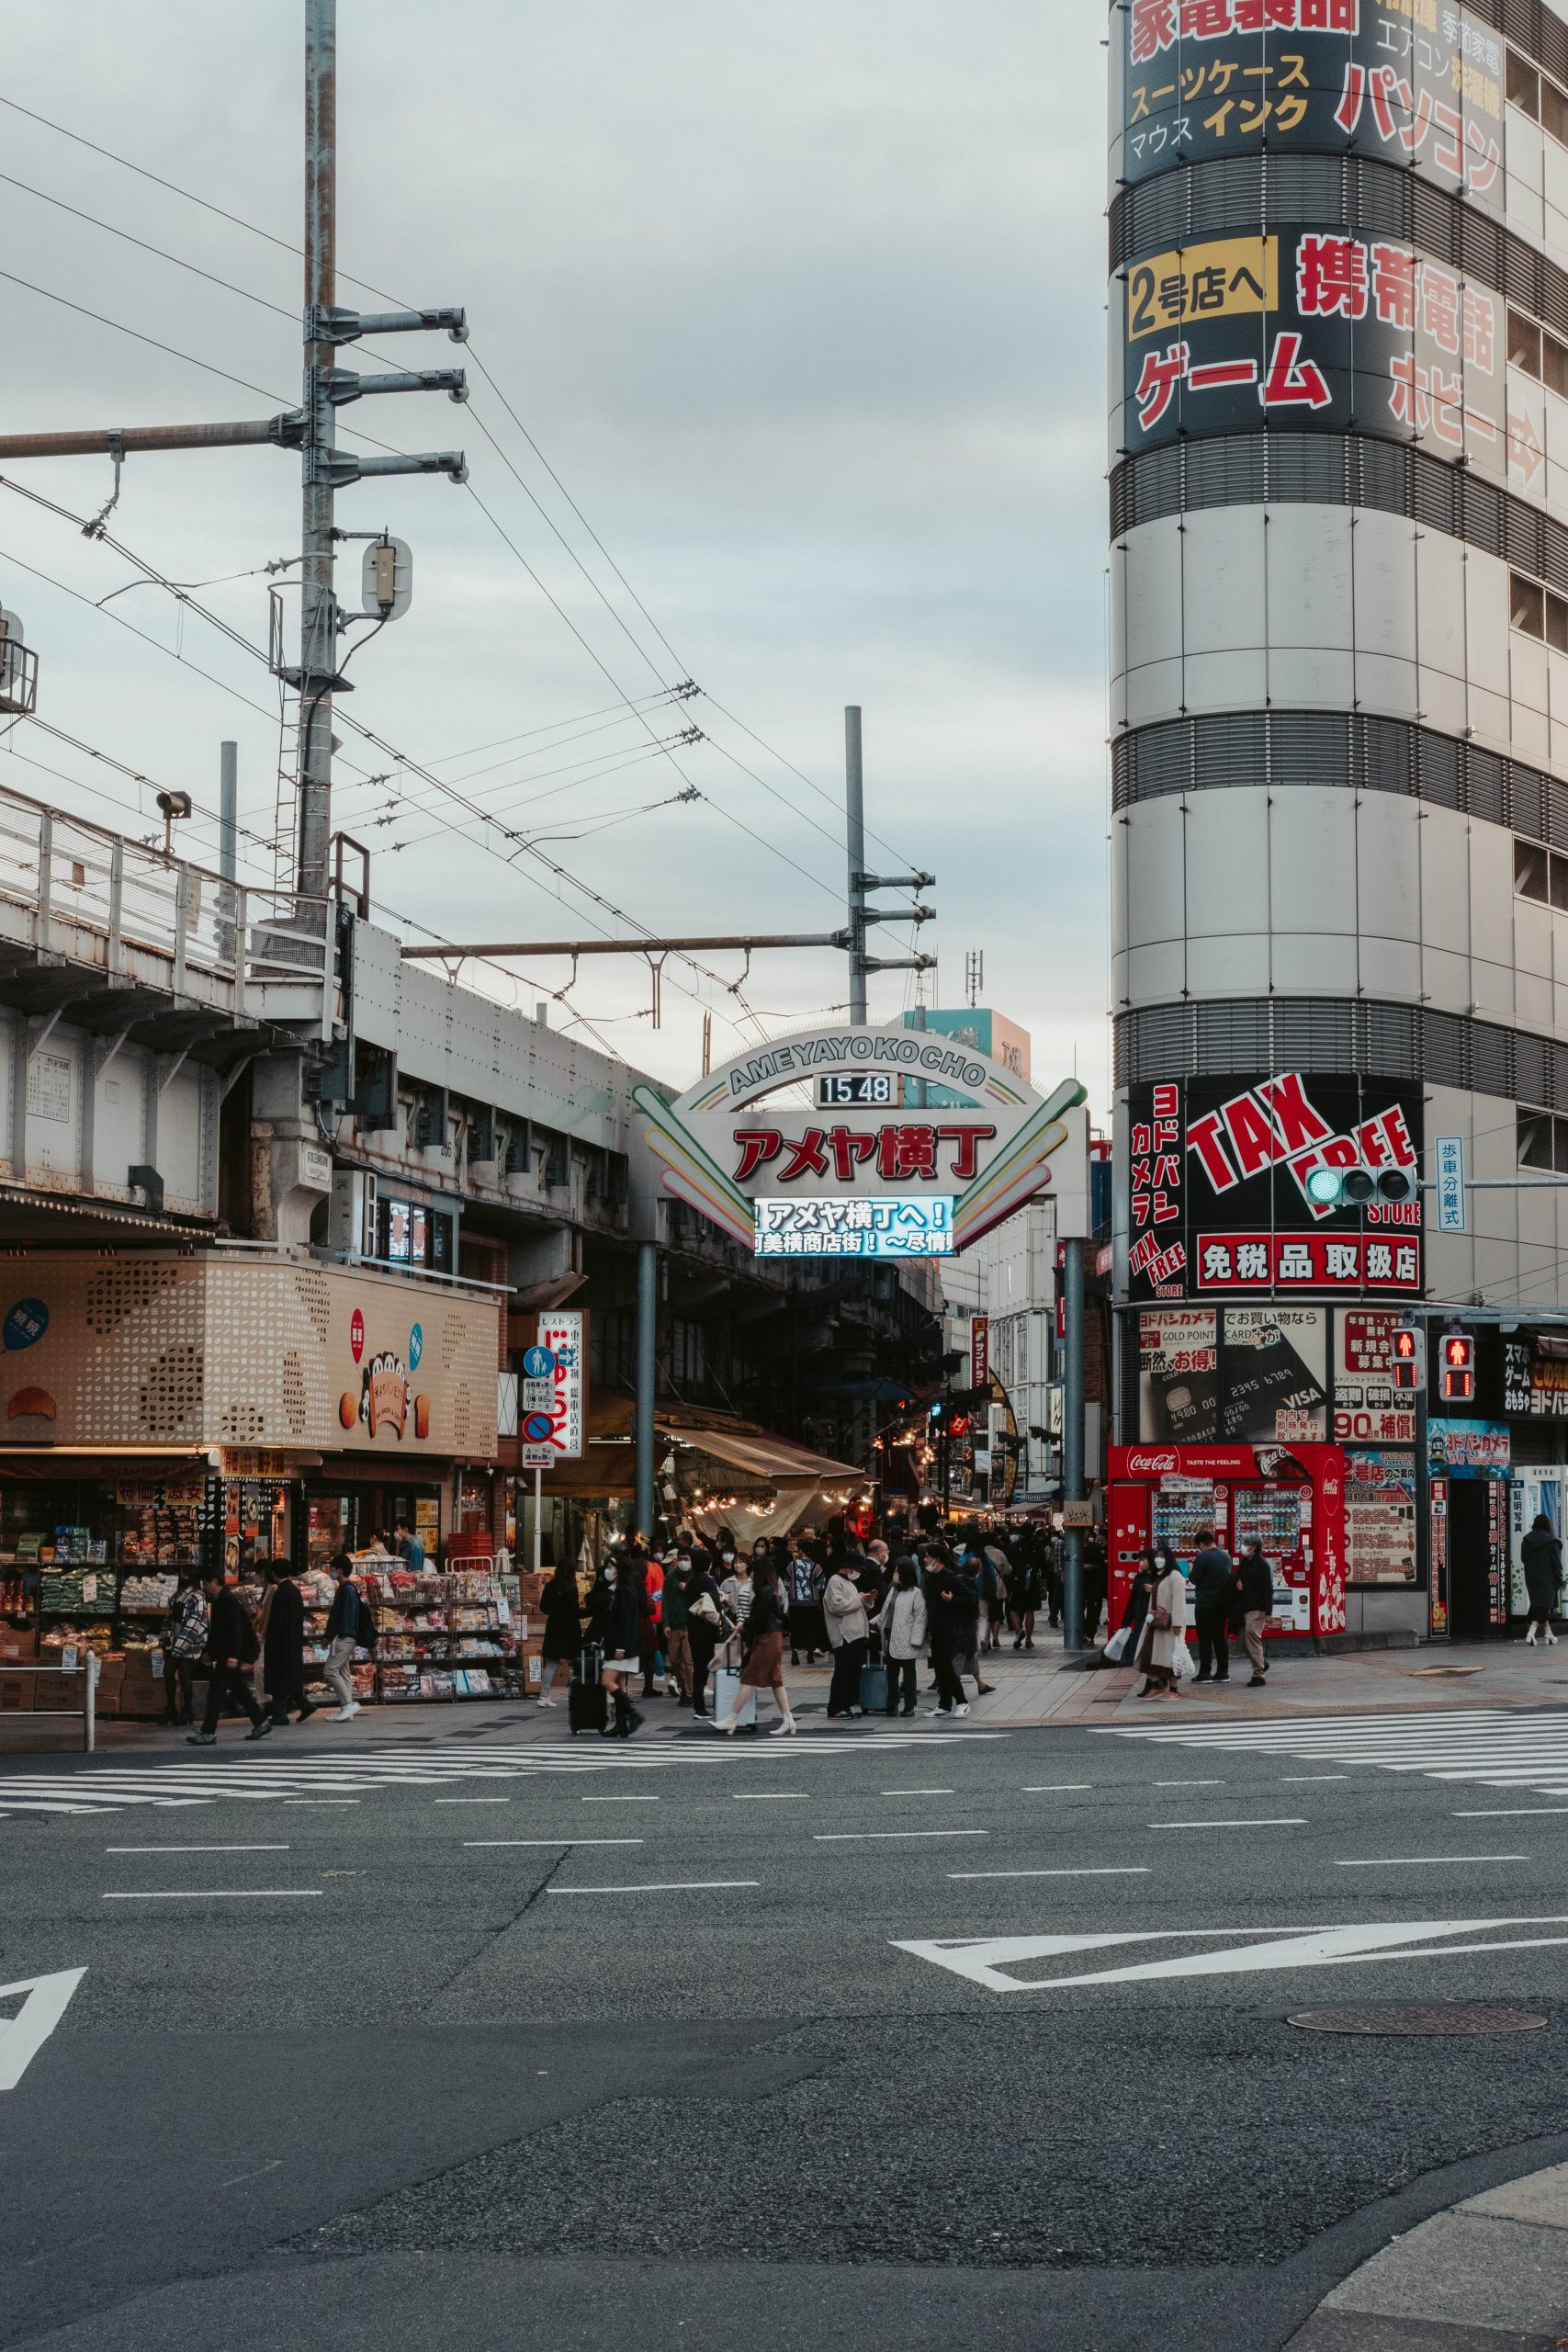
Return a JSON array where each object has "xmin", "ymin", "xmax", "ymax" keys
[
  {"xmin": 1522, "ymin": 1513, "xmax": 1564, "ymax": 1646},
  {"xmin": 598, "ymin": 1557, "xmax": 647, "ymax": 1737},
  {"xmin": 1134, "ymin": 1553, "xmax": 1191, "ymax": 1698},
  {"xmin": 536, "ymin": 1560, "xmax": 584, "ymax": 1705},
  {"xmin": 712, "ymin": 1559, "xmax": 795, "ymax": 1736},
  {"xmin": 876, "ymin": 1556, "xmax": 928, "ymax": 1718},
  {"xmin": 822, "ymin": 1560, "xmax": 871, "ymax": 1719},
  {"xmin": 682, "ymin": 1548, "xmax": 731, "ymax": 1721}
]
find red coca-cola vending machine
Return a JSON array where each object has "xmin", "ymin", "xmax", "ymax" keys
[{"xmin": 1107, "ymin": 1443, "xmax": 1348, "ymax": 1642}]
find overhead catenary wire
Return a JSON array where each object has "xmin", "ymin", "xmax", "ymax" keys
[{"xmin": 0, "ymin": 98, "xmax": 931, "ymax": 885}]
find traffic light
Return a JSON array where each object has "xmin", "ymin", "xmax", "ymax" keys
[
  {"xmin": 928, "ymin": 1401, "xmax": 945, "ymax": 1425},
  {"xmin": 1390, "ymin": 1325, "xmax": 1423, "ymax": 1393},
  {"xmin": 1439, "ymin": 1330, "xmax": 1475, "ymax": 1403},
  {"xmin": 1303, "ymin": 1162, "xmax": 1417, "ymax": 1209}
]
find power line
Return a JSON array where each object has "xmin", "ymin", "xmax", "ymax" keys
[{"xmin": 0, "ymin": 97, "xmax": 929, "ymax": 881}]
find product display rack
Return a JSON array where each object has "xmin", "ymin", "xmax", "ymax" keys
[{"xmin": 360, "ymin": 1562, "xmax": 526, "ymax": 1702}]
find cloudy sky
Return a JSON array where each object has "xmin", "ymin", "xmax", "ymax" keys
[{"xmin": 2, "ymin": 2, "xmax": 1108, "ymax": 1107}]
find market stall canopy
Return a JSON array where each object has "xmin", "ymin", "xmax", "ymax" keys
[{"xmin": 529, "ymin": 1395, "xmax": 860, "ymax": 1515}]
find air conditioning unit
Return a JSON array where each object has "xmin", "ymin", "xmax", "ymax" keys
[{"xmin": 329, "ymin": 1167, "xmax": 378, "ymax": 1259}]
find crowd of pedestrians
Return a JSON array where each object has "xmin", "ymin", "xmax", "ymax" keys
[
  {"xmin": 1111, "ymin": 1526, "xmax": 1276, "ymax": 1700},
  {"xmin": 561, "ymin": 1519, "xmax": 1066, "ymax": 1736}
]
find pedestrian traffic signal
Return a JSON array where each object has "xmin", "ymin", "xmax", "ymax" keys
[
  {"xmin": 1303, "ymin": 1162, "xmax": 1417, "ymax": 1208},
  {"xmin": 1390, "ymin": 1325, "xmax": 1423, "ymax": 1393},
  {"xmin": 1439, "ymin": 1331, "xmax": 1475, "ymax": 1403}
]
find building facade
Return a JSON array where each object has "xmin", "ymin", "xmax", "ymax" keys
[{"xmin": 1109, "ymin": 0, "xmax": 1568, "ymax": 1639}]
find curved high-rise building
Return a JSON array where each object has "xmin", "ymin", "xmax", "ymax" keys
[{"xmin": 1108, "ymin": 0, "xmax": 1568, "ymax": 1641}]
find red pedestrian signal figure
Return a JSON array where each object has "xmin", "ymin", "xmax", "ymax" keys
[
  {"xmin": 1440, "ymin": 1332, "xmax": 1475, "ymax": 1403},
  {"xmin": 1390, "ymin": 1325, "xmax": 1422, "ymax": 1393}
]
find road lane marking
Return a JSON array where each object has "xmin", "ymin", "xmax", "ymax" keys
[
  {"xmin": 1335, "ymin": 1855, "xmax": 1529, "ymax": 1867},
  {"xmin": 881, "ymin": 1789, "xmax": 953, "ymax": 1797},
  {"xmin": 582, "ymin": 1795, "xmax": 660, "ymax": 1804},
  {"xmin": 434, "ymin": 1798, "xmax": 512, "ymax": 1805},
  {"xmin": 1149, "ymin": 1818, "xmax": 1305, "ymax": 1831},
  {"xmin": 103, "ymin": 1889, "xmax": 322, "ymax": 1900},
  {"xmin": 1456, "ymin": 1807, "xmax": 1568, "ymax": 1818},
  {"xmin": 105, "ymin": 1844, "xmax": 290, "ymax": 1854},
  {"xmin": 1154, "ymin": 1779, "xmax": 1224, "ymax": 1787},
  {"xmin": 1280, "ymin": 1776, "xmax": 1348, "ymax": 1783},
  {"xmin": 546, "ymin": 1880, "xmax": 759, "ymax": 1895},
  {"xmin": 0, "ymin": 1968, "xmax": 85, "ymax": 2090},
  {"xmin": 813, "ymin": 1829, "xmax": 987, "ymax": 1842},
  {"xmin": 733, "ymin": 1793, "xmax": 808, "ymax": 1801},
  {"xmin": 949, "ymin": 1867, "xmax": 1152, "ymax": 1881},
  {"xmin": 1021, "ymin": 1784, "xmax": 1090, "ymax": 1792},
  {"xmin": 893, "ymin": 1915, "xmax": 1568, "ymax": 1994},
  {"xmin": 463, "ymin": 1838, "xmax": 644, "ymax": 1848}
]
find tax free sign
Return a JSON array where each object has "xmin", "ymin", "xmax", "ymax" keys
[{"xmin": 635, "ymin": 1023, "xmax": 1089, "ymax": 1256}]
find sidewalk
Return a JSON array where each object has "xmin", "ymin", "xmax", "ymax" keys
[
  {"xmin": 1286, "ymin": 2159, "xmax": 1568, "ymax": 2348},
  {"xmin": 12, "ymin": 1628, "xmax": 1568, "ymax": 1760}
]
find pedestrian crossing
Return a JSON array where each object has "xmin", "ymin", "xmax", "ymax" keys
[
  {"xmin": 0, "ymin": 1729, "xmax": 1004, "ymax": 1817},
  {"xmin": 1102, "ymin": 1706, "xmax": 1568, "ymax": 1804}
]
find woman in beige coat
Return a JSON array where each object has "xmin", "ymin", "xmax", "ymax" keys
[{"xmin": 1134, "ymin": 1555, "xmax": 1190, "ymax": 1699}]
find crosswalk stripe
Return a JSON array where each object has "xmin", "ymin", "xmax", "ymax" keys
[{"xmin": 1102, "ymin": 1706, "xmax": 1568, "ymax": 1803}]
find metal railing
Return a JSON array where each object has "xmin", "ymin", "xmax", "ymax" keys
[
  {"xmin": 0, "ymin": 775, "xmax": 336, "ymax": 1035},
  {"xmin": 0, "ymin": 1657, "xmax": 98, "ymax": 1751}
]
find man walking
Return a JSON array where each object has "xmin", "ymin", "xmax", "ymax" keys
[
  {"xmin": 922, "ymin": 1544, "xmax": 978, "ymax": 1719},
  {"xmin": 322, "ymin": 1552, "xmax": 367, "ymax": 1721},
  {"xmin": 1189, "ymin": 1527, "xmax": 1235, "ymax": 1685},
  {"xmin": 186, "ymin": 1570, "xmax": 271, "ymax": 1746},
  {"xmin": 1235, "ymin": 1540, "xmax": 1274, "ymax": 1688},
  {"xmin": 264, "ymin": 1563, "xmax": 317, "ymax": 1725}
]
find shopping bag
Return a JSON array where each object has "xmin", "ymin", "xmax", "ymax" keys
[
  {"xmin": 713, "ymin": 1667, "xmax": 757, "ymax": 1728},
  {"xmin": 1102, "ymin": 1623, "xmax": 1132, "ymax": 1666},
  {"xmin": 1171, "ymin": 1634, "xmax": 1193, "ymax": 1679}
]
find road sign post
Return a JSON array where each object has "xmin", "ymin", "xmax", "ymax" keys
[{"xmin": 1436, "ymin": 1136, "xmax": 1467, "ymax": 1233}]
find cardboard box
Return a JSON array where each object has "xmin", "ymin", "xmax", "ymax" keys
[
  {"xmin": 31, "ymin": 1671, "xmax": 81, "ymax": 1713},
  {"xmin": 0, "ymin": 1630, "xmax": 38, "ymax": 1662},
  {"xmin": 0, "ymin": 1672, "xmax": 35, "ymax": 1713}
]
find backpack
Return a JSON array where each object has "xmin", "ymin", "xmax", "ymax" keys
[{"xmin": 355, "ymin": 1582, "xmax": 378, "ymax": 1649}]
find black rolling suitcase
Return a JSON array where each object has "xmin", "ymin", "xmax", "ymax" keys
[{"xmin": 569, "ymin": 1645, "xmax": 609, "ymax": 1736}]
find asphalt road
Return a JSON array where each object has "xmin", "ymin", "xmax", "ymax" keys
[{"xmin": 5, "ymin": 1696, "xmax": 1568, "ymax": 2352}]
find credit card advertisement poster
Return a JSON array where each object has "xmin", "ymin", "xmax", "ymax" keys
[{"xmin": 1139, "ymin": 1306, "xmax": 1326, "ymax": 1442}]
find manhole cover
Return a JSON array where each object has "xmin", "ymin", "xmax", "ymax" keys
[
  {"xmin": 1287, "ymin": 2002, "xmax": 1546, "ymax": 2037},
  {"xmin": 1410, "ymin": 1666, "xmax": 1484, "ymax": 1677}
]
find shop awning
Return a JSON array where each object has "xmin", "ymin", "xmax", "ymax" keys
[{"xmin": 513, "ymin": 1396, "xmax": 860, "ymax": 1503}]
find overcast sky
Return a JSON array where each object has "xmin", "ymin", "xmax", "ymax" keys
[{"xmin": 2, "ymin": 2, "xmax": 1108, "ymax": 1107}]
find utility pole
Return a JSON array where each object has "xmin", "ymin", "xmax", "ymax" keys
[
  {"xmin": 1061, "ymin": 1236, "xmax": 1085, "ymax": 1652},
  {"xmin": 842, "ymin": 705, "xmax": 936, "ymax": 1025},
  {"xmin": 635, "ymin": 1240, "xmax": 659, "ymax": 1545},
  {"xmin": 0, "ymin": 0, "xmax": 468, "ymax": 918}
]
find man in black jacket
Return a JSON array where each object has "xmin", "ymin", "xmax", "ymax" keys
[
  {"xmin": 1188, "ymin": 1528, "xmax": 1235, "ymax": 1684},
  {"xmin": 187, "ymin": 1571, "xmax": 271, "ymax": 1745},
  {"xmin": 921, "ymin": 1544, "xmax": 978, "ymax": 1718},
  {"xmin": 1235, "ymin": 1541, "xmax": 1275, "ymax": 1687}
]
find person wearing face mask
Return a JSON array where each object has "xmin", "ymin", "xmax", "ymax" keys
[
  {"xmin": 718, "ymin": 1549, "xmax": 754, "ymax": 1659},
  {"xmin": 661, "ymin": 1544, "xmax": 696, "ymax": 1706},
  {"xmin": 683, "ymin": 1546, "xmax": 731, "ymax": 1720},
  {"xmin": 784, "ymin": 1540, "xmax": 825, "ymax": 1666}
]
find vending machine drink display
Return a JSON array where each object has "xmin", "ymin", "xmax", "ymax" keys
[{"xmin": 1108, "ymin": 1444, "xmax": 1348, "ymax": 1642}]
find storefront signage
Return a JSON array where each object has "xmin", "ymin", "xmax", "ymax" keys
[
  {"xmin": 1503, "ymin": 1335, "xmax": 1568, "ymax": 1419},
  {"xmin": 1335, "ymin": 1309, "xmax": 1417, "ymax": 1442},
  {"xmin": 533, "ymin": 1309, "xmax": 584, "ymax": 1461},
  {"xmin": 637, "ymin": 1023, "xmax": 1089, "ymax": 1256},
  {"xmin": 1122, "ymin": 226, "xmax": 1506, "ymax": 484},
  {"xmin": 754, "ymin": 1195, "xmax": 953, "ymax": 1258},
  {"xmin": 971, "ymin": 1317, "xmax": 989, "ymax": 1386},
  {"xmin": 1343, "ymin": 1448, "xmax": 1417, "ymax": 1585},
  {"xmin": 1128, "ymin": 1072, "xmax": 1424, "ymax": 1302},
  {"xmin": 1427, "ymin": 1418, "xmax": 1510, "ymax": 1476},
  {"xmin": 2, "ymin": 1298, "xmax": 48, "ymax": 1351},
  {"xmin": 1116, "ymin": 1, "xmax": 1504, "ymax": 218},
  {"xmin": 1138, "ymin": 1306, "xmax": 1327, "ymax": 1442}
]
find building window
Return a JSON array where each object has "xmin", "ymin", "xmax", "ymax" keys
[
  {"xmin": 1507, "ymin": 305, "xmax": 1568, "ymax": 394},
  {"xmin": 376, "ymin": 1192, "xmax": 454, "ymax": 1271},
  {"xmin": 1512, "ymin": 572, "xmax": 1549, "ymax": 638},
  {"xmin": 1513, "ymin": 837, "xmax": 1568, "ymax": 909},
  {"xmin": 1508, "ymin": 49, "xmax": 1540, "ymax": 118},
  {"xmin": 1518, "ymin": 1108, "xmax": 1568, "ymax": 1171}
]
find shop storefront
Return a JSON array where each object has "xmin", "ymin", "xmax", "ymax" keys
[{"xmin": 0, "ymin": 1251, "xmax": 502, "ymax": 1714}]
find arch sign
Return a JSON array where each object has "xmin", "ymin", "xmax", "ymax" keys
[{"xmin": 635, "ymin": 1023, "xmax": 1089, "ymax": 1259}]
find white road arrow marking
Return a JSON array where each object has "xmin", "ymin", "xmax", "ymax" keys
[
  {"xmin": 0, "ymin": 1967, "xmax": 85, "ymax": 2088},
  {"xmin": 892, "ymin": 1915, "xmax": 1568, "ymax": 1994}
]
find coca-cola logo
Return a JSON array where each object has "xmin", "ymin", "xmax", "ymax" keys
[{"xmin": 1123, "ymin": 1449, "xmax": 1178, "ymax": 1474}]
